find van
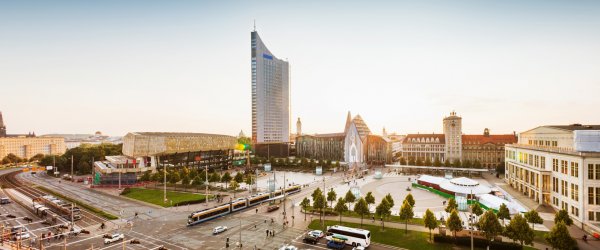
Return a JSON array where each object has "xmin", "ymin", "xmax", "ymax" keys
[{"xmin": 0, "ymin": 197, "xmax": 10, "ymax": 204}]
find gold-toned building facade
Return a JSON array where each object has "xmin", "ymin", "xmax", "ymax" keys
[{"xmin": 0, "ymin": 137, "xmax": 66, "ymax": 159}]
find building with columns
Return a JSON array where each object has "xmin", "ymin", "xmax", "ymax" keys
[{"xmin": 504, "ymin": 124, "xmax": 600, "ymax": 232}]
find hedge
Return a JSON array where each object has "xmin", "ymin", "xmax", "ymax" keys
[{"xmin": 434, "ymin": 235, "xmax": 523, "ymax": 250}]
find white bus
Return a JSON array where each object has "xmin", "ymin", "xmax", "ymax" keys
[{"xmin": 325, "ymin": 225, "xmax": 371, "ymax": 247}]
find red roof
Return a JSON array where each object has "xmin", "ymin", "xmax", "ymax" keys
[{"xmin": 462, "ymin": 134, "xmax": 516, "ymax": 145}]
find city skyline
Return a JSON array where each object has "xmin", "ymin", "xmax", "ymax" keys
[{"xmin": 2, "ymin": 0, "xmax": 600, "ymax": 136}]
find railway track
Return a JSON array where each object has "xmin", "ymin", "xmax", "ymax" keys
[{"xmin": 0, "ymin": 170, "xmax": 107, "ymax": 228}]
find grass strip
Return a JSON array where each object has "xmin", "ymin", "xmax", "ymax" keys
[
  {"xmin": 36, "ymin": 185, "xmax": 119, "ymax": 220},
  {"xmin": 121, "ymin": 188, "xmax": 212, "ymax": 208}
]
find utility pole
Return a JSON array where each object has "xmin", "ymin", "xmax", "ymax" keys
[
  {"xmin": 470, "ymin": 190, "xmax": 474, "ymax": 250},
  {"xmin": 163, "ymin": 157, "xmax": 167, "ymax": 204},
  {"xmin": 205, "ymin": 164, "xmax": 208, "ymax": 205},
  {"xmin": 283, "ymin": 171, "xmax": 286, "ymax": 227},
  {"xmin": 71, "ymin": 203, "xmax": 74, "ymax": 227},
  {"xmin": 239, "ymin": 217, "xmax": 242, "ymax": 248},
  {"xmin": 71, "ymin": 155, "xmax": 74, "ymax": 181}
]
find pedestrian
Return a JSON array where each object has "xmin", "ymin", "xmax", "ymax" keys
[
  {"xmin": 266, "ymin": 229, "xmax": 269, "ymax": 237},
  {"xmin": 256, "ymin": 208, "xmax": 258, "ymax": 214}
]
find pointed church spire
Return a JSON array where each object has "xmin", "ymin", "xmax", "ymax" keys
[
  {"xmin": 0, "ymin": 111, "xmax": 6, "ymax": 137},
  {"xmin": 344, "ymin": 111, "xmax": 352, "ymax": 133}
]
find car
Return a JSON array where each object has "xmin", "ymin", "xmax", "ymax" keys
[
  {"xmin": 212, "ymin": 226, "xmax": 228, "ymax": 234},
  {"xmin": 326, "ymin": 240, "xmax": 345, "ymax": 249},
  {"xmin": 302, "ymin": 235, "xmax": 319, "ymax": 244},
  {"xmin": 0, "ymin": 197, "xmax": 10, "ymax": 204},
  {"xmin": 104, "ymin": 233, "xmax": 124, "ymax": 244},
  {"xmin": 308, "ymin": 230, "xmax": 324, "ymax": 239},
  {"xmin": 278, "ymin": 245, "xmax": 298, "ymax": 250},
  {"xmin": 267, "ymin": 205, "xmax": 280, "ymax": 212},
  {"xmin": 13, "ymin": 232, "xmax": 31, "ymax": 241}
]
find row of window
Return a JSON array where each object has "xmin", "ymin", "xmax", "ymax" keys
[
  {"xmin": 588, "ymin": 187, "xmax": 600, "ymax": 205},
  {"xmin": 528, "ymin": 139, "xmax": 558, "ymax": 147},
  {"xmin": 516, "ymin": 152, "xmax": 546, "ymax": 169},
  {"xmin": 552, "ymin": 159, "xmax": 579, "ymax": 177},
  {"xmin": 588, "ymin": 164, "xmax": 600, "ymax": 180}
]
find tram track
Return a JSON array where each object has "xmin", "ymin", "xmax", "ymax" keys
[{"xmin": 0, "ymin": 170, "xmax": 108, "ymax": 228}]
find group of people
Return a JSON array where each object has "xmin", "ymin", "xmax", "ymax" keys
[{"xmin": 265, "ymin": 229, "xmax": 276, "ymax": 237}]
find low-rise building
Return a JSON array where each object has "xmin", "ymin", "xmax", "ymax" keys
[
  {"xmin": 0, "ymin": 136, "xmax": 66, "ymax": 160},
  {"xmin": 505, "ymin": 124, "xmax": 600, "ymax": 231}
]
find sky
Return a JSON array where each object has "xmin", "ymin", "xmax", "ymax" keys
[{"xmin": 1, "ymin": 0, "xmax": 599, "ymax": 137}]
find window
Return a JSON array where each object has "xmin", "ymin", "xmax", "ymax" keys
[
  {"xmin": 571, "ymin": 184, "xmax": 578, "ymax": 201},
  {"xmin": 590, "ymin": 187, "xmax": 595, "ymax": 205},
  {"xmin": 571, "ymin": 162, "xmax": 579, "ymax": 177},
  {"xmin": 541, "ymin": 156, "xmax": 545, "ymax": 168},
  {"xmin": 596, "ymin": 164, "xmax": 600, "ymax": 179},
  {"xmin": 597, "ymin": 187, "xmax": 600, "ymax": 205},
  {"xmin": 590, "ymin": 164, "xmax": 595, "ymax": 180},
  {"xmin": 590, "ymin": 211, "xmax": 595, "ymax": 221},
  {"xmin": 553, "ymin": 159, "xmax": 559, "ymax": 172},
  {"xmin": 561, "ymin": 160, "xmax": 568, "ymax": 174}
]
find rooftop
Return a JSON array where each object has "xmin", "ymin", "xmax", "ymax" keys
[{"xmin": 546, "ymin": 124, "xmax": 600, "ymax": 131}]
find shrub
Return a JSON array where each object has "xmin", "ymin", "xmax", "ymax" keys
[{"xmin": 433, "ymin": 235, "xmax": 522, "ymax": 250}]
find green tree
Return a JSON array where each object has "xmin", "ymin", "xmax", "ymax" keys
[
  {"xmin": 554, "ymin": 209, "xmax": 573, "ymax": 226},
  {"xmin": 209, "ymin": 172, "xmax": 221, "ymax": 185},
  {"xmin": 424, "ymin": 157, "xmax": 432, "ymax": 166},
  {"xmin": 139, "ymin": 171, "xmax": 151, "ymax": 182},
  {"xmin": 312, "ymin": 188, "xmax": 323, "ymax": 202},
  {"xmin": 445, "ymin": 198, "xmax": 458, "ymax": 213},
  {"xmin": 313, "ymin": 194, "xmax": 326, "ymax": 222},
  {"xmin": 344, "ymin": 190, "xmax": 356, "ymax": 209},
  {"xmin": 29, "ymin": 153, "xmax": 45, "ymax": 162},
  {"xmin": 399, "ymin": 200, "xmax": 414, "ymax": 234},
  {"xmin": 334, "ymin": 198, "xmax": 348, "ymax": 224},
  {"xmin": 300, "ymin": 197, "xmax": 311, "ymax": 221},
  {"xmin": 473, "ymin": 160, "xmax": 482, "ymax": 169},
  {"xmin": 354, "ymin": 198, "xmax": 370, "ymax": 227},
  {"xmin": 444, "ymin": 159, "xmax": 451, "ymax": 167},
  {"xmin": 446, "ymin": 209, "xmax": 463, "ymax": 238},
  {"xmin": 234, "ymin": 172, "xmax": 244, "ymax": 183},
  {"xmin": 230, "ymin": 180, "xmax": 239, "ymax": 197},
  {"xmin": 384, "ymin": 193, "xmax": 394, "ymax": 208},
  {"xmin": 152, "ymin": 172, "xmax": 162, "ymax": 182},
  {"xmin": 408, "ymin": 158, "xmax": 416, "ymax": 166},
  {"xmin": 2, "ymin": 153, "xmax": 21, "ymax": 165},
  {"xmin": 497, "ymin": 203, "xmax": 511, "ymax": 226},
  {"xmin": 327, "ymin": 188, "xmax": 337, "ymax": 208},
  {"xmin": 463, "ymin": 159, "xmax": 472, "ymax": 168},
  {"xmin": 375, "ymin": 198, "xmax": 391, "ymax": 230},
  {"xmin": 433, "ymin": 157, "xmax": 442, "ymax": 167},
  {"xmin": 301, "ymin": 158, "xmax": 308, "ymax": 168},
  {"xmin": 423, "ymin": 209, "xmax": 439, "ymax": 241},
  {"xmin": 169, "ymin": 172, "xmax": 181, "ymax": 184},
  {"xmin": 545, "ymin": 222, "xmax": 576, "ymax": 250},
  {"xmin": 192, "ymin": 175, "xmax": 203, "ymax": 186},
  {"xmin": 181, "ymin": 175, "xmax": 191, "ymax": 186},
  {"xmin": 405, "ymin": 193, "xmax": 415, "ymax": 207},
  {"xmin": 524, "ymin": 210, "xmax": 543, "ymax": 230},
  {"xmin": 471, "ymin": 203, "xmax": 484, "ymax": 217},
  {"xmin": 504, "ymin": 213, "xmax": 534, "ymax": 246},
  {"xmin": 478, "ymin": 210, "xmax": 503, "ymax": 246},
  {"xmin": 221, "ymin": 172, "xmax": 232, "ymax": 189},
  {"xmin": 452, "ymin": 159, "xmax": 462, "ymax": 168},
  {"xmin": 365, "ymin": 191, "xmax": 375, "ymax": 211},
  {"xmin": 244, "ymin": 173, "xmax": 254, "ymax": 189}
]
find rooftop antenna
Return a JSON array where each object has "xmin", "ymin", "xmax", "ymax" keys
[{"xmin": 253, "ymin": 19, "xmax": 256, "ymax": 31}]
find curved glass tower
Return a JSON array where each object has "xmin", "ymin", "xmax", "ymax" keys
[{"xmin": 251, "ymin": 31, "xmax": 290, "ymax": 143}]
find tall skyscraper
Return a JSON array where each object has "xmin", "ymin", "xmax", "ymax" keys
[
  {"xmin": 0, "ymin": 111, "xmax": 6, "ymax": 137},
  {"xmin": 443, "ymin": 111, "xmax": 462, "ymax": 161},
  {"xmin": 251, "ymin": 30, "xmax": 290, "ymax": 143}
]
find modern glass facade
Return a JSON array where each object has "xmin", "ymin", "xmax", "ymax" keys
[{"xmin": 251, "ymin": 31, "xmax": 290, "ymax": 143}]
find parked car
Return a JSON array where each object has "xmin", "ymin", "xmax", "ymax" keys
[
  {"xmin": 213, "ymin": 226, "xmax": 228, "ymax": 235},
  {"xmin": 0, "ymin": 197, "xmax": 10, "ymax": 204},
  {"xmin": 267, "ymin": 205, "xmax": 280, "ymax": 212},
  {"xmin": 104, "ymin": 233, "xmax": 124, "ymax": 244},
  {"xmin": 278, "ymin": 245, "xmax": 298, "ymax": 250},
  {"xmin": 326, "ymin": 235, "xmax": 347, "ymax": 250},
  {"xmin": 302, "ymin": 235, "xmax": 319, "ymax": 244},
  {"xmin": 308, "ymin": 230, "xmax": 324, "ymax": 239},
  {"xmin": 13, "ymin": 232, "xmax": 31, "ymax": 241}
]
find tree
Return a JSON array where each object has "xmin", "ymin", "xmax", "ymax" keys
[
  {"xmin": 300, "ymin": 158, "xmax": 308, "ymax": 168},
  {"xmin": 330, "ymin": 197, "xmax": 347, "ymax": 224},
  {"xmin": 312, "ymin": 188, "xmax": 323, "ymax": 202},
  {"xmin": 221, "ymin": 172, "xmax": 232, "ymax": 189},
  {"xmin": 463, "ymin": 159, "xmax": 472, "ymax": 169},
  {"xmin": 209, "ymin": 172, "xmax": 221, "ymax": 185},
  {"xmin": 365, "ymin": 191, "xmax": 375, "ymax": 211},
  {"xmin": 344, "ymin": 190, "xmax": 356, "ymax": 210},
  {"xmin": 446, "ymin": 209, "xmax": 463, "ymax": 238},
  {"xmin": 375, "ymin": 198, "xmax": 391, "ymax": 230},
  {"xmin": 181, "ymin": 175, "xmax": 191, "ymax": 186},
  {"xmin": 504, "ymin": 213, "xmax": 534, "ymax": 246},
  {"xmin": 545, "ymin": 222, "xmax": 576, "ymax": 250},
  {"xmin": 445, "ymin": 198, "xmax": 458, "ymax": 213},
  {"xmin": 234, "ymin": 172, "xmax": 244, "ymax": 183},
  {"xmin": 416, "ymin": 158, "xmax": 423, "ymax": 166},
  {"xmin": 300, "ymin": 197, "xmax": 311, "ymax": 221},
  {"xmin": 554, "ymin": 209, "xmax": 573, "ymax": 226},
  {"xmin": 405, "ymin": 193, "xmax": 415, "ymax": 207},
  {"xmin": 139, "ymin": 171, "xmax": 151, "ymax": 182},
  {"xmin": 424, "ymin": 157, "xmax": 432, "ymax": 167},
  {"xmin": 433, "ymin": 157, "xmax": 442, "ymax": 167},
  {"xmin": 313, "ymin": 194, "xmax": 326, "ymax": 222},
  {"xmin": 354, "ymin": 198, "xmax": 370, "ymax": 227},
  {"xmin": 497, "ymin": 203, "xmax": 511, "ymax": 226},
  {"xmin": 452, "ymin": 159, "xmax": 462, "ymax": 168},
  {"xmin": 192, "ymin": 175, "xmax": 203, "ymax": 186},
  {"xmin": 478, "ymin": 210, "xmax": 503, "ymax": 246},
  {"xmin": 384, "ymin": 193, "xmax": 394, "ymax": 208},
  {"xmin": 229, "ymin": 180, "xmax": 239, "ymax": 196},
  {"xmin": 169, "ymin": 172, "xmax": 181, "ymax": 184},
  {"xmin": 399, "ymin": 200, "xmax": 414, "ymax": 234},
  {"xmin": 471, "ymin": 203, "xmax": 484, "ymax": 217},
  {"xmin": 327, "ymin": 188, "xmax": 337, "ymax": 208},
  {"xmin": 399, "ymin": 157, "xmax": 407, "ymax": 165},
  {"xmin": 244, "ymin": 173, "xmax": 254, "ymax": 189},
  {"xmin": 408, "ymin": 158, "xmax": 416, "ymax": 166},
  {"xmin": 524, "ymin": 210, "xmax": 543, "ymax": 230},
  {"xmin": 2, "ymin": 153, "xmax": 21, "ymax": 165},
  {"xmin": 423, "ymin": 209, "xmax": 439, "ymax": 241},
  {"xmin": 473, "ymin": 160, "xmax": 482, "ymax": 169},
  {"xmin": 444, "ymin": 159, "xmax": 451, "ymax": 167},
  {"xmin": 29, "ymin": 153, "xmax": 45, "ymax": 162}
]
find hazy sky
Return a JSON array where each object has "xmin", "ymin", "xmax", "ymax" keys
[{"xmin": 1, "ymin": 0, "xmax": 599, "ymax": 137}]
